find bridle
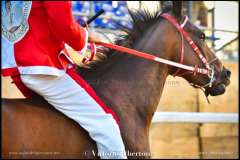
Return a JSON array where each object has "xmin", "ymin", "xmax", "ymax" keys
[
  {"xmin": 160, "ymin": 13, "xmax": 216, "ymax": 88},
  {"xmin": 85, "ymin": 13, "xmax": 216, "ymax": 89}
]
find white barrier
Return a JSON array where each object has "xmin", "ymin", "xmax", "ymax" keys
[{"xmin": 152, "ymin": 112, "xmax": 238, "ymax": 123}]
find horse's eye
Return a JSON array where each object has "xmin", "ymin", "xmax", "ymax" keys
[{"xmin": 200, "ymin": 33, "xmax": 205, "ymax": 41}]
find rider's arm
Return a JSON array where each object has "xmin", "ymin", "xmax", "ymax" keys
[{"xmin": 43, "ymin": 1, "xmax": 88, "ymax": 52}]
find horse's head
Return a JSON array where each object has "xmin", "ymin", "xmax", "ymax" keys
[{"xmin": 162, "ymin": 2, "xmax": 231, "ymax": 97}]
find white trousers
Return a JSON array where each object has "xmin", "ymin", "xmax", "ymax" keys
[{"xmin": 20, "ymin": 69, "xmax": 127, "ymax": 159}]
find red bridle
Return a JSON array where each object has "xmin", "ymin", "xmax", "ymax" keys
[
  {"xmin": 86, "ymin": 13, "xmax": 215, "ymax": 87},
  {"xmin": 160, "ymin": 13, "xmax": 210, "ymax": 76}
]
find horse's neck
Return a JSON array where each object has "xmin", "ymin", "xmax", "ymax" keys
[
  {"xmin": 95, "ymin": 53, "xmax": 168, "ymax": 153},
  {"xmin": 96, "ymin": 24, "xmax": 170, "ymax": 124},
  {"xmin": 96, "ymin": 56, "xmax": 168, "ymax": 113},
  {"xmin": 90, "ymin": 26, "xmax": 170, "ymax": 152}
]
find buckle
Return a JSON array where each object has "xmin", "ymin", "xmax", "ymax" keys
[{"xmin": 208, "ymin": 66, "xmax": 215, "ymax": 88}]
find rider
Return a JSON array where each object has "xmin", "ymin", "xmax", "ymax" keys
[{"xmin": 1, "ymin": 1, "xmax": 126, "ymax": 159}]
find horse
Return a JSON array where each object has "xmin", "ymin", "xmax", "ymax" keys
[{"xmin": 2, "ymin": 2, "xmax": 231, "ymax": 159}]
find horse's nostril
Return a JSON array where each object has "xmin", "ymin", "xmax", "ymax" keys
[
  {"xmin": 226, "ymin": 70, "xmax": 231, "ymax": 78},
  {"xmin": 221, "ymin": 69, "xmax": 231, "ymax": 80}
]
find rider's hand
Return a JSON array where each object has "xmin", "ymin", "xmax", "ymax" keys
[{"xmin": 88, "ymin": 30, "xmax": 102, "ymax": 43}]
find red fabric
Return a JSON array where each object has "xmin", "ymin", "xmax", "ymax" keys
[
  {"xmin": 43, "ymin": 1, "xmax": 86, "ymax": 51},
  {"xmin": 58, "ymin": 48, "xmax": 74, "ymax": 71},
  {"xmin": 66, "ymin": 67, "xmax": 119, "ymax": 125},
  {"xmin": 1, "ymin": 68, "xmax": 19, "ymax": 76},
  {"xmin": 10, "ymin": 75, "xmax": 36, "ymax": 98},
  {"xmin": 5, "ymin": 1, "xmax": 86, "ymax": 75}
]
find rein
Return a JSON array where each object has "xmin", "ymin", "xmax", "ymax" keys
[{"xmin": 87, "ymin": 13, "xmax": 215, "ymax": 88}]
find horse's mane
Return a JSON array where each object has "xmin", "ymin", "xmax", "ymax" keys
[{"xmin": 77, "ymin": 6, "xmax": 172, "ymax": 78}]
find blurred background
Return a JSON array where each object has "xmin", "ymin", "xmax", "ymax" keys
[{"xmin": 2, "ymin": 1, "xmax": 239, "ymax": 159}]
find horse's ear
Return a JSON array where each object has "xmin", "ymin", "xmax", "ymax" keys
[{"xmin": 172, "ymin": 1, "xmax": 183, "ymax": 20}]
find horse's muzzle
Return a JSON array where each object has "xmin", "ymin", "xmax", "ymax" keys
[{"xmin": 206, "ymin": 68, "xmax": 231, "ymax": 96}]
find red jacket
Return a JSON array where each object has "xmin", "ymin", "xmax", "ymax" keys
[{"xmin": 2, "ymin": 1, "xmax": 87, "ymax": 76}]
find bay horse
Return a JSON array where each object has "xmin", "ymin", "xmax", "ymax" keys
[{"xmin": 2, "ymin": 2, "xmax": 231, "ymax": 159}]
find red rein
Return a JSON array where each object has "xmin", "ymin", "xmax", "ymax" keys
[{"xmin": 87, "ymin": 13, "xmax": 211, "ymax": 77}]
